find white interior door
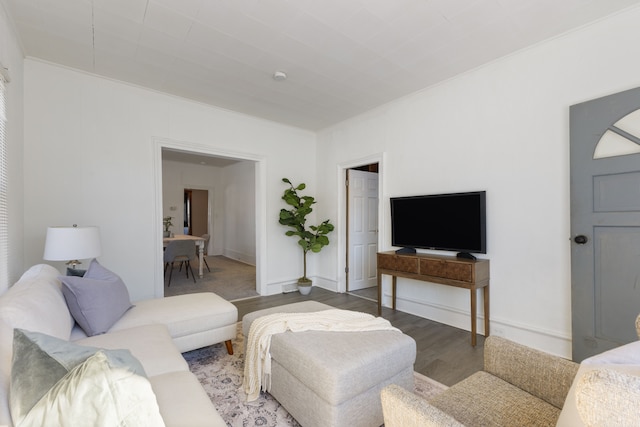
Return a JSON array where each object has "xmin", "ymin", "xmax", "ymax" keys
[{"xmin": 347, "ymin": 169, "xmax": 378, "ymax": 291}]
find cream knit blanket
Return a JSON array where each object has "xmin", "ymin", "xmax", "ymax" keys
[{"xmin": 243, "ymin": 309, "xmax": 400, "ymax": 401}]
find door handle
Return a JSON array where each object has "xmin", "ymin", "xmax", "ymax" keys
[{"xmin": 574, "ymin": 235, "xmax": 588, "ymax": 244}]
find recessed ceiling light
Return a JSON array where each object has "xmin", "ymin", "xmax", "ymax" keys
[{"xmin": 273, "ymin": 70, "xmax": 287, "ymax": 81}]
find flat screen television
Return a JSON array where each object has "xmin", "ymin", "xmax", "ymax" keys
[{"xmin": 390, "ymin": 191, "xmax": 486, "ymax": 258}]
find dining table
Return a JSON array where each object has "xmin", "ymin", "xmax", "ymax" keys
[{"xmin": 163, "ymin": 234, "xmax": 206, "ymax": 278}]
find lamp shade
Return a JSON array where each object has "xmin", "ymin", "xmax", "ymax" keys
[{"xmin": 43, "ymin": 226, "xmax": 102, "ymax": 261}]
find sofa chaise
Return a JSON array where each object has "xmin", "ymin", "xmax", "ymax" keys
[{"xmin": 0, "ymin": 263, "xmax": 238, "ymax": 426}]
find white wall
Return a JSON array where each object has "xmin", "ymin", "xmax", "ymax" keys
[
  {"xmin": 317, "ymin": 6, "xmax": 640, "ymax": 357},
  {"xmin": 23, "ymin": 60, "xmax": 316, "ymax": 301},
  {"xmin": 222, "ymin": 161, "xmax": 256, "ymax": 265},
  {"xmin": 0, "ymin": 4, "xmax": 25, "ymax": 293}
]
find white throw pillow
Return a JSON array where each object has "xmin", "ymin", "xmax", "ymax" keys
[
  {"xmin": 556, "ymin": 341, "xmax": 640, "ymax": 427},
  {"xmin": 9, "ymin": 328, "xmax": 148, "ymax": 426},
  {"xmin": 575, "ymin": 367, "xmax": 640, "ymax": 426},
  {"xmin": 17, "ymin": 351, "xmax": 165, "ymax": 427}
]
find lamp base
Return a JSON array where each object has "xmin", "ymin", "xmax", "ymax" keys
[
  {"xmin": 65, "ymin": 260, "xmax": 86, "ymax": 276},
  {"xmin": 65, "ymin": 259, "xmax": 82, "ymax": 269},
  {"xmin": 66, "ymin": 267, "xmax": 86, "ymax": 277}
]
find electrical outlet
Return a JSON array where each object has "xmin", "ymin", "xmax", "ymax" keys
[{"xmin": 492, "ymin": 327, "xmax": 505, "ymax": 337}]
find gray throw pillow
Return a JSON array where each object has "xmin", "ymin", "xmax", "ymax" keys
[
  {"xmin": 10, "ymin": 328, "xmax": 146, "ymax": 425},
  {"xmin": 59, "ymin": 259, "xmax": 133, "ymax": 336}
]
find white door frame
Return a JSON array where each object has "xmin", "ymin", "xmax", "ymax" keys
[
  {"xmin": 152, "ymin": 137, "xmax": 267, "ymax": 297},
  {"xmin": 336, "ymin": 153, "xmax": 386, "ymax": 294}
]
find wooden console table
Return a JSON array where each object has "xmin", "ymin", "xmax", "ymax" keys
[{"xmin": 377, "ymin": 251, "xmax": 490, "ymax": 346}]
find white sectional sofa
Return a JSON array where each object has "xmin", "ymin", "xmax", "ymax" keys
[{"xmin": 0, "ymin": 263, "xmax": 238, "ymax": 427}]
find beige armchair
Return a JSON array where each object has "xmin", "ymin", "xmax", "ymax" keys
[{"xmin": 381, "ymin": 336, "xmax": 579, "ymax": 427}]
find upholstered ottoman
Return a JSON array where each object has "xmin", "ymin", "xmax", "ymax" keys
[{"xmin": 242, "ymin": 301, "xmax": 416, "ymax": 427}]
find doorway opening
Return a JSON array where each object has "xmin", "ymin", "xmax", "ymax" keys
[
  {"xmin": 154, "ymin": 139, "xmax": 265, "ymax": 300},
  {"xmin": 184, "ymin": 189, "xmax": 208, "ymax": 236},
  {"xmin": 346, "ymin": 163, "xmax": 379, "ymax": 302}
]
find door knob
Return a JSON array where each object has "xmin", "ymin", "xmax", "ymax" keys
[{"xmin": 574, "ymin": 235, "xmax": 588, "ymax": 244}]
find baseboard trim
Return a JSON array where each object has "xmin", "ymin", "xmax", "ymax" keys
[
  {"xmin": 265, "ymin": 276, "xmax": 339, "ymax": 295},
  {"xmin": 281, "ymin": 283, "xmax": 298, "ymax": 293},
  {"xmin": 222, "ymin": 249, "xmax": 256, "ymax": 266},
  {"xmin": 386, "ymin": 291, "xmax": 572, "ymax": 358}
]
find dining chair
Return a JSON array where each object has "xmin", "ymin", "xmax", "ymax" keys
[
  {"xmin": 164, "ymin": 240, "xmax": 196, "ymax": 287},
  {"xmin": 199, "ymin": 234, "xmax": 211, "ymax": 272}
]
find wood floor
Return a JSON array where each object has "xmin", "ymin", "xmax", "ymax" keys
[{"xmin": 232, "ymin": 287, "xmax": 484, "ymax": 386}]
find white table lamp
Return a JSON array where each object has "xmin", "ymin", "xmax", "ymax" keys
[{"xmin": 43, "ymin": 225, "xmax": 102, "ymax": 268}]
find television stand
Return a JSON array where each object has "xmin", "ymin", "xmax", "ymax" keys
[{"xmin": 377, "ymin": 251, "xmax": 490, "ymax": 346}]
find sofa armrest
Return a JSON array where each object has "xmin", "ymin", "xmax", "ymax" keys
[
  {"xmin": 380, "ymin": 384, "xmax": 464, "ymax": 427},
  {"xmin": 484, "ymin": 336, "xmax": 579, "ymax": 409}
]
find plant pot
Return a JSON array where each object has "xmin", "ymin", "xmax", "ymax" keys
[
  {"xmin": 297, "ymin": 279, "xmax": 312, "ymax": 295},
  {"xmin": 163, "ymin": 231, "xmax": 170, "ymax": 237},
  {"xmin": 298, "ymin": 285, "xmax": 312, "ymax": 296}
]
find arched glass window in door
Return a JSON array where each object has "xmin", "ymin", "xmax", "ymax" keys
[{"xmin": 594, "ymin": 108, "xmax": 640, "ymax": 159}]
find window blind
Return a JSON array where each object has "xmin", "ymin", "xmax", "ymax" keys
[{"xmin": 0, "ymin": 77, "xmax": 8, "ymax": 290}]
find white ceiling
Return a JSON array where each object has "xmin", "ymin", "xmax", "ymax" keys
[{"xmin": 3, "ymin": 0, "xmax": 640, "ymax": 131}]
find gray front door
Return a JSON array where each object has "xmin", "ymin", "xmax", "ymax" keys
[{"xmin": 570, "ymin": 86, "xmax": 640, "ymax": 362}]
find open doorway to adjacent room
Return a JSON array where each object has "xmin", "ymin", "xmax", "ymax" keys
[
  {"xmin": 345, "ymin": 163, "xmax": 379, "ymax": 302},
  {"xmin": 159, "ymin": 147, "xmax": 259, "ymax": 302},
  {"xmin": 183, "ymin": 189, "xmax": 208, "ymax": 236}
]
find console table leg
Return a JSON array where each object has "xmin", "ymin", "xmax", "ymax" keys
[
  {"xmin": 471, "ymin": 288, "xmax": 477, "ymax": 347},
  {"xmin": 484, "ymin": 285, "xmax": 490, "ymax": 337},
  {"xmin": 392, "ymin": 276, "xmax": 397, "ymax": 311},
  {"xmin": 377, "ymin": 274, "xmax": 382, "ymax": 316}
]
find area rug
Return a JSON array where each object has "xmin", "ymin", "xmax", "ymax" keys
[{"xmin": 183, "ymin": 324, "xmax": 447, "ymax": 427}]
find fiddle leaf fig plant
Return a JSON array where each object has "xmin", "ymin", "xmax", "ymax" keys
[{"xmin": 279, "ymin": 178, "xmax": 334, "ymax": 284}]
